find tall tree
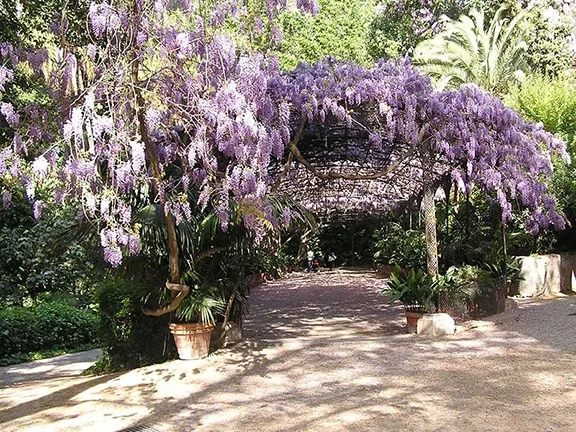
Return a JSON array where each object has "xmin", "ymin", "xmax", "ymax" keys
[
  {"xmin": 276, "ymin": 0, "xmax": 377, "ymax": 70},
  {"xmin": 523, "ymin": 0, "xmax": 576, "ymax": 76},
  {"xmin": 0, "ymin": 0, "xmax": 319, "ymax": 313}
]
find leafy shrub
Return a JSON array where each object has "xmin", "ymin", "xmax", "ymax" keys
[
  {"xmin": 0, "ymin": 193, "xmax": 99, "ymax": 307},
  {"xmin": 0, "ymin": 302, "xmax": 98, "ymax": 358},
  {"xmin": 381, "ymin": 265, "xmax": 440, "ymax": 312},
  {"xmin": 373, "ymin": 222, "xmax": 427, "ymax": 269},
  {"xmin": 92, "ymin": 277, "xmax": 175, "ymax": 372}
]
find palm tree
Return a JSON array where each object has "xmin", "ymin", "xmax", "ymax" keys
[{"xmin": 413, "ymin": 6, "xmax": 530, "ymax": 94}]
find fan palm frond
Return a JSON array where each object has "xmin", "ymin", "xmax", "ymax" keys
[{"xmin": 413, "ymin": 6, "xmax": 530, "ymax": 94}]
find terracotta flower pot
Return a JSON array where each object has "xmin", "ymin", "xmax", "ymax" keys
[
  {"xmin": 405, "ymin": 311, "xmax": 424, "ymax": 334},
  {"xmin": 169, "ymin": 323, "xmax": 214, "ymax": 360}
]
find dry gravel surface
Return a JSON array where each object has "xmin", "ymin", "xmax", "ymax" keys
[{"xmin": 1, "ymin": 269, "xmax": 575, "ymax": 432}]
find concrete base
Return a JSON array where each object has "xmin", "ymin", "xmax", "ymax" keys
[{"xmin": 417, "ymin": 313, "xmax": 455, "ymax": 336}]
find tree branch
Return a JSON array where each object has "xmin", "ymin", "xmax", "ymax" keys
[{"xmin": 143, "ymin": 282, "xmax": 190, "ymax": 316}]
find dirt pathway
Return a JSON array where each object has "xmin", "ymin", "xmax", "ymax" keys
[{"xmin": 1, "ymin": 269, "xmax": 575, "ymax": 432}]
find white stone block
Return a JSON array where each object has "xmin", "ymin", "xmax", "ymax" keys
[
  {"xmin": 417, "ymin": 313, "xmax": 455, "ymax": 336},
  {"xmin": 513, "ymin": 254, "xmax": 562, "ymax": 297}
]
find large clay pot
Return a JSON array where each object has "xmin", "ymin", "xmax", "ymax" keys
[
  {"xmin": 169, "ymin": 323, "xmax": 214, "ymax": 360},
  {"xmin": 405, "ymin": 311, "xmax": 424, "ymax": 334}
]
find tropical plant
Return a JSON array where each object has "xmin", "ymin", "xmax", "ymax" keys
[
  {"xmin": 380, "ymin": 265, "xmax": 450, "ymax": 312},
  {"xmin": 483, "ymin": 256, "xmax": 523, "ymax": 287},
  {"xmin": 438, "ymin": 264, "xmax": 494, "ymax": 319},
  {"xmin": 94, "ymin": 276, "xmax": 175, "ymax": 371},
  {"xmin": 413, "ymin": 6, "xmax": 530, "ymax": 93}
]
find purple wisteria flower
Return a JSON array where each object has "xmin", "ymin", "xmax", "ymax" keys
[
  {"xmin": 32, "ymin": 155, "xmax": 49, "ymax": 176},
  {"xmin": 0, "ymin": 66, "xmax": 13, "ymax": 92},
  {"xmin": 1, "ymin": 102, "xmax": 19, "ymax": 127},
  {"xmin": 104, "ymin": 246, "xmax": 123, "ymax": 267},
  {"xmin": 33, "ymin": 200, "xmax": 44, "ymax": 220},
  {"xmin": 128, "ymin": 234, "xmax": 141, "ymax": 255},
  {"xmin": 2, "ymin": 190, "xmax": 11, "ymax": 210}
]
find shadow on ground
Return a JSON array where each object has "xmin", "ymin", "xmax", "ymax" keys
[{"xmin": 1, "ymin": 269, "xmax": 575, "ymax": 432}]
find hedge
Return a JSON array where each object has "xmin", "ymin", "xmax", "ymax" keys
[{"xmin": 0, "ymin": 302, "xmax": 98, "ymax": 357}]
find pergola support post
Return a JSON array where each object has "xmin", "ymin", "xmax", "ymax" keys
[{"xmin": 423, "ymin": 180, "xmax": 439, "ymax": 277}]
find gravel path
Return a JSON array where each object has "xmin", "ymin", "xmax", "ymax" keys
[
  {"xmin": 1, "ymin": 269, "xmax": 575, "ymax": 432},
  {"xmin": 0, "ymin": 349, "xmax": 101, "ymax": 386}
]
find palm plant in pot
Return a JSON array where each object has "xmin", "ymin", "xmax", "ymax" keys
[
  {"xmin": 380, "ymin": 265, "xmax": 442, "ymax": 333},
  {"xmin": 147, "ymin": 281, "xmax": 225, "ymax": 360}
]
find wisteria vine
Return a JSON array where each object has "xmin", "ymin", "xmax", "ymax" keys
[
  {"xmin": 0, "ymin": 0, "xmax": 569, "ymax": 284},
  {"xmin": 277, "ymin": 58, "xmax": 568, "ymax": 233}
]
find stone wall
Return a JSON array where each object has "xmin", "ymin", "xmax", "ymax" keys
[{"xmin": 510, "ymin": 253, "xmax": 576, "ymax": 297}]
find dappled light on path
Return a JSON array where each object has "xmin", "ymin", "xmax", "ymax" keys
[
  {"xmin": 244, "ymin": 269, "xmax": 406, "ymax": 341},
  {"xmin": 0, "ymin": 270, "xmax": 575, "ymax": 431}
]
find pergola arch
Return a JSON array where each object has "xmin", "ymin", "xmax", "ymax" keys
[
  {"xmin": 271, "ymin": 114, "xmax": 447, "ymax": 275},
  {"xmin": 268, "ymin": 58, "xmax": 567, "ymax": 276}
]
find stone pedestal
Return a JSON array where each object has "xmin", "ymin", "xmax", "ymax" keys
[{"xmin": 417, "ymin": 313, "xmax": 455, "ymax": 336}]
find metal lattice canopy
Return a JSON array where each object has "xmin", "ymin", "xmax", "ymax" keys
[{"xmin": 270, "ymin": 110, "xmax": 449, "ymax": 221}]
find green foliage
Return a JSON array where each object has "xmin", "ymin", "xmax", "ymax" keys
[
  {"xmin": 440, "ymin": 261, "xmax": 516, "ymax": 318},
  {"xmin": 506, "ymin": 74, "xmax": 576, "ymax": 250},
  {"xmin": 480, "ymin": 255, "xmax": 522, "ymax": 285},
  {"xmin": 523, "ymin": 1, "xmax": 576, "ymax": 76},
  {"xmin": 0, "ymin": 0, "xmax": 90, "ymax": 47},
  {"xmin": 145, "ymin": 280, "xmax": 226, "ymax": 325},
  {"xmin": 413, "ymin": 6, "xmax": 530, "ymax": 93},
  {"xmin": 372, "ymin": 222, "xmax": 427, "ymax": 269},
  {"xmin": 380, "ymin": 265, "xmax": 449, "ymax": 312},
  {"xmin": 94, "ymin": 277, "xmax": 175, "ymax": 372},
  {"xmin": 0, "ymin": 196, "xmax": 98, "ymax": 306},
  {"xmin": 439, "ymin": 264, "xmax": 495, "ymax": 318},
  {"xmin": 176, "ymin": 285, "xmax": 225, "ymax": 324},
  {"xmin": 0, "ymin": 301, "xmax": 98, "ymax": 358},
  {"xmin": 276, "ymin": 0, "xmax": 376, "ymax": 70},
  {"xmin": 367, "ymin": 0, "xmax": 476, "ymax": 60},
  {"xmin": 315, "ymin": 220, "xmax": 379, "ymax": 266},
  {"xmin": 506, "ymin": 74, "xmax": 576, "ymax": 144}
]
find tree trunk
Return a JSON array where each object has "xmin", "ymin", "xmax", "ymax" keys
[
  {"xmin": 129, "ymin": 4, "xmax": 185, "ymax": 315},
  {"xmin": 501, "ymin": 222, "xmax": 508, "ymax": 294},
  {"xmin": 220, "ymin": 279, "xmax": 240, "ymax": 348}
]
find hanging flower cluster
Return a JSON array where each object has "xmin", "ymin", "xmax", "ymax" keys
[{"xmin": 0, "ymin": 0, "xmax": 317, "ymax": 266}]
